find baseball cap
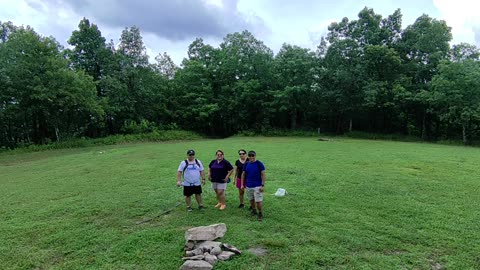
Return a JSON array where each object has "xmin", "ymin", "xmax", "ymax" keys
[{"xmin": 187, "ymin": 149, "xmax": 195, "ymax": 155}]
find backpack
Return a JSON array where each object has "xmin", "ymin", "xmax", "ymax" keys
[{"xmin": 183, "ymin": 159, "xmax": 201, "ymax": 174}]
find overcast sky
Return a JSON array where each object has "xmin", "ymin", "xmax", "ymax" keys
[{"xmin": 1, "ymin": 0, "xmax": 479, "ymax": 64}]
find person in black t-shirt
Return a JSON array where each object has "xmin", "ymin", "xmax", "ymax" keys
[{"xmin": 233, "ymin": 149, "xmax": 247, "ymax": 208}]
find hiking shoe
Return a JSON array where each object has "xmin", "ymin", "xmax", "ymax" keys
[
  {"xmin": 250, "ymin": 209, "xmax": 258, "ymax": 216},
  {"xmin": 187, "ymin": 207, "xmax": 193, "ymax": 212},
  {"xmin": 214, "ymin": 203, "xmax": 222, "ymax": 208},
  {"xmin": 198, "ymin": 205, "xmax": 205, "ymax": 210},
  {"xmin": 219, "ymin": 204, "xmax": 226, "ymax": 210},
  {"xmin": 257, "ymin": 212, "xmax": 263, "ymax": 221},
  {"xmin": 238, "ymin": 204, "xmax": 245, "ymax": 209}
]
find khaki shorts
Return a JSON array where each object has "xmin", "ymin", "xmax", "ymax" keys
[
  {"xmin": 246, "ymin": 186, "xmax": 263, "ymax": 202},
  {"xmin": 212, "ymin": 182, "xmax": 227, "ymax": 190}
]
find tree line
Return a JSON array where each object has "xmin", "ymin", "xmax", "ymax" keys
[{"xmin": 1, "ymin": 7, "xmax": 480, "ymax": 148}]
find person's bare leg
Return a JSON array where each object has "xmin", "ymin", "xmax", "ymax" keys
[
  {"xmin": 239, "ymin": 189, "xmax": 245, "ymax": 205},
  {"xmin": 195, "ymin": 194, "xmax": 203, "ymax": 207}
]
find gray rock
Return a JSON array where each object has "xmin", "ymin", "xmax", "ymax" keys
[
  {"xmin": 179, "ymin": 260, "xmax": 213, "ymax": 270},
  {"xmin": 221, "ymin": 243, "xmax": 242, "ymax": 254},
  {"xmin": 210, "ymin": 246, "xmax": 222, "ymax": 256},
  {"xmin": 184, "ymin": 241, "xmax": 195, "ymax": 251},
  {"xmin": 203, "ymin": 253, "xmax": 218, "ymax": 266},
  {"xmin": 182, "ymin": 255, "xmax": 204, "ymax": 260},
  {"xmin": 185, "ymin": 248, "xmax": 203, "ymax": 257},
  {"xmin": 185, "ymin": 223, "xmax": 227, "ymax": 241},
  {"xmin": 195, "ymin": 241, "xmax": 222, "ymax": 253},
  {"xmin": 216, "ymin": 251, "xmax": 236, "ymax": 261}
]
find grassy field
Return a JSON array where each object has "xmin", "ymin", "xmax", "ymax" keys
[{"xmin": 1, "ymin": 137, "xmax": 480, "ymax": 269}]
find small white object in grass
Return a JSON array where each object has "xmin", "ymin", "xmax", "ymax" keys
[{"xmin": 274, "ymin": 188, "xmax": 286, "ymax": 197}]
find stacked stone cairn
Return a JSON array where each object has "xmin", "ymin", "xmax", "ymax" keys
[{"xmin": 180, "ymin": 223, "xmax": 241, "ymax": 270}]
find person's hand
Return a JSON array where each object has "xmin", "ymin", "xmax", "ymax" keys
[
  {"xmin": 176, "ymin": 180, "xmax": 181, "ymax": 187},
  {"xmin": 224, "ymin": 178, "xmax": 228, "ymax": 183},
  {"xmin": 201, "ymin": 179, "xmax": 206, "ymax": 185},
  {"xmin": 259, "ymin": 186, "xmax": 264, "ymax": 192}
]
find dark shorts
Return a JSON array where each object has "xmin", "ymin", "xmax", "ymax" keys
[{"xmin": 184, "ymin": 185, "xmax": 202, "ymax": 197}]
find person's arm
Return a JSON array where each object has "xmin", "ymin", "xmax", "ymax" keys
[
  {"xmin": 224, "ymin": 162, "xmax": 234, "ymax": 182},
  {"xmin": 232, "ymin": 165, "xmax": 237, "ymax": 185},
  {"xmin": 260, "ymin": 170, "xmax": 266, "ymax": 192},
  {"xmin": 200, "ymin": 170, "xmax": 206, "ymax": 185},
  {"xmin": 225, "ymin": 169, "xmax": 233, "ymax": 182},
  {"xmin": 241, "ymin": 171, "xmax": 246, "ymax": 188},
  {"xmin": 176, "ymin": 171, "xmax": 182, "ymax": 187}
]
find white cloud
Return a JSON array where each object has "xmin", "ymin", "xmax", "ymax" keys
[{"xmin": 433, "ymin": 0, "xmax": 480, "ymax": 46}]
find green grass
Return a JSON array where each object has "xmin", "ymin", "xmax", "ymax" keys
[{"xmin": 1, "ymin": 137, "xmax": 480, "ymax": 269}]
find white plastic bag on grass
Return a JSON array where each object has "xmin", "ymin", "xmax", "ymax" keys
[{"xmin": 275, "ymin": 188, "xmax": 287, "ymax": 197}]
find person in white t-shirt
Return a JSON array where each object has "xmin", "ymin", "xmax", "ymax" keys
[{"xmin": 176, "ymin": 149, "xmax": 206, "ymax": 211}]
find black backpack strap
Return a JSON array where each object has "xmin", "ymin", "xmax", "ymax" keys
[
  {"xmin": 184, "ymin": 159, "xmax": 202, "ymax": 174},
  {"xmin": 183, "ymin": 160, "xmax": 188, "ymax": 173}
]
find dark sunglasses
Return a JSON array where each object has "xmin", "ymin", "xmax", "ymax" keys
[
  {"xmin": 239, "ymin": 152, "xmax": 246, "ymax": 155},
  {"xmin": 188, "ymin": 154, "xmax": 195, "ymax": 156},
  {"xmin": 248, "ymin": 154, "xmax": 255, "ymax": 157}
]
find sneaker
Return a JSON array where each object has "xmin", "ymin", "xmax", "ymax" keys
[
  {"xmin": 238, "ymin": 204, "xmax": 245, "ymax": 209},
  {"xmin": 198, "ymin": 205, "xmax": 205, "ymax": 210},
  {"xmin": 214, "ymin": 203, "xmax": 222, "ymax": 208},
  {"xmin": 257, "ymin": 212, "xmax": 263, "ymax": 221},
  {"xmin": 250, "ymin": 209, "xmax": 258, "ymax": 216},
  {"xmin": 187, "ymin": 207, "xmax": 193, "ymax": 212},
  {"xmin": 219, "ymin": 204, "xmax": 226, "ymax": 210}
]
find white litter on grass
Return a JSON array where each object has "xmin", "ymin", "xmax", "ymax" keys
[{"xmin": 274, "ymin": 188, "xmax": 287, "ymax": 197}]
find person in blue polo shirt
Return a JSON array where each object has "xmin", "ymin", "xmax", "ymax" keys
[{"xmin": 241, "ymin": 150, "xmax": 266, "ymax": 221}]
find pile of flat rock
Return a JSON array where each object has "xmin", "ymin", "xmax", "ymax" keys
[{"xmin": 180, "ymin": 223, "xmax": 241, "ymax": 270}]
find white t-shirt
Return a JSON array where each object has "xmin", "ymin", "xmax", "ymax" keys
[{"xmin": 178, "ymin": 159, "xmax": 204, "ymax": 186}]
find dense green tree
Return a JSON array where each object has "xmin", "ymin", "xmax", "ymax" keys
[
  {"xmin": 272, "ymin": 44, "xmax": 316, "ymax": 129},
  {"xmin": 396, "ymin": 14, "xmax": 452, "ymax": 139},
  {"xmin": 3, "ymin": 8, "xmax": 480, "ymax": 148},
  {"xmin": 0, "ymin": 27, "xmax": 103, "ymax": 146},
  {"xmin": 431, "ymin": 60, "xmax": 480, "ymax": 144},
  {"xmin": 218, "ymin": 30, "xmax": 274, "ymax": 133}
]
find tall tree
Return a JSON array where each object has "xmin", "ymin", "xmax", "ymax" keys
[
  {"xmin": 396, "ymin": 14, "xmax": 452, "ymax": 139},
  {"xmin": 218, "ymin": 30, "xmax": 274, "ymax": 133},
  {"xmin": 272, "ymin": 44, "xmax": 316, "ymax": 129},
  {"xmin": 1, "ymin": 27, "xmax": 103, "ymax": 145},
  {"xmin": 431, "ymin": 60, "xmax": 480, "ymax": 144},
  {"xmin": 118, "ymin": 26, "xmax": 148, "ymax": 68},
  {"xmin": 154, "ymin": 52, "xmax": 178, "ymax": 79}
]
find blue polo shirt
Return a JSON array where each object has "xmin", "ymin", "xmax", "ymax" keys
[
  {"xmin": 243, "ymin": 161, "xmax": 265, "ymax": 188},
  {"xmin": 209, "ymin": 159, "xmax": 233, "ymax": 183}
]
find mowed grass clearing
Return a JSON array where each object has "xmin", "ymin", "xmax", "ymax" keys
[{"xmin": 1, "ymin": 137, "xmax": 480, "ymax": 269}]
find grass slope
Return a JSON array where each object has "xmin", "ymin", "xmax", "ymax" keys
[{"xmin": 1, "ymin": 137, "xmax": 479, "ymax": 269}]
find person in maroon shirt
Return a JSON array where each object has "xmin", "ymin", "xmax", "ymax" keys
[{"xmin": 208, "ymin": 150, "xmax": 233, "ymax": 210}]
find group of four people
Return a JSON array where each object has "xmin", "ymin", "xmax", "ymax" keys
[{"xmin": 176, "ymin": 149, "xmax": 266, "ymax": 221}]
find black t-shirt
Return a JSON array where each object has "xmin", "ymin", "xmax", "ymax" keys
[{"xmin": 235, "ymin": 159, "xmax": 246, "ymax": 179}]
